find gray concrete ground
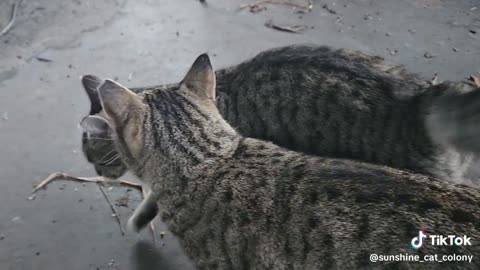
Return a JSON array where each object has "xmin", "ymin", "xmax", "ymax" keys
[{"xmin": 0, "ymin": 0, "xmax": 479, "ymax": 269}]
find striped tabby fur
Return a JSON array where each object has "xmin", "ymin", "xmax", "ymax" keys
[
  {"xmin": 81, "ymin": 45, "xmax": 480, "ymax": 185},
  {"xmin": 83, "ymin": 54, "xmax": 480, "ymax": 270}
]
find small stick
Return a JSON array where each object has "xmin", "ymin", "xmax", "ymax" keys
[
  {"xmin": 97, "ymin": 185, "xmax": 125, "ymax": 235},
  {"xmin": 32, "ymin": 172, "xmax": 141, "ymax": 193},
  {"xmin": 239, "ymin": 0, "xmax": 312, "ymax": 11},
  {"xmin": 32, "ymin": 172, "xmax": 158, "ymax": 240},
  {"xmin": 0, "ymin": 1, "xmax": 20, "ymax": 38}
]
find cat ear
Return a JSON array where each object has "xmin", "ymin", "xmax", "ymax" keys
[
  {"xmin": 97, "ymin": 79, "xmax": 145, "ymax": 127},
  {"xmin": 80, "ymin": 115, "xmax": 110, "ymax": 135},
  {"xmin": 182, "ymin": 53, "xmax": 216, "ymax": 100},
  {"xmin": 82, "ymin": 75, "xmax": 103, "ymax": 114}
]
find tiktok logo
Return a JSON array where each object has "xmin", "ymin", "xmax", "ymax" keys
[{"xmin": 411, "ymin": 230, "xmax": 428, "ymax": 249}]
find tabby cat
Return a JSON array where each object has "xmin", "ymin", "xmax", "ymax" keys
[
  {"xmin": 80, "ymin": 45, "xmax": 480, "ymax": 185},
  {"xmin": 81, "ymin": 55, "xmax": 480, "ymax": 269}
]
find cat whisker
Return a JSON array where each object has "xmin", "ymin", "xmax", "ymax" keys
[
  {"xmin": 99, "ymin": 153, "xmax": 119, "ymax": 165},
  {"xmin": 98, "ymin": 148, "xmax": 118, "ymax": 164},
  {"xmin": 87, "ymin": 137, "xmax": 114, "ymax": 141},
  {"xmin": 86, "ymin": 86, "xmax": 98, "ymax": 92},
  {"xmin": 104, "ymin": 155, "xmax": 120, "ymax": 166},
  {"xmin": 83, "ymin": 76, "xmax": 102, "ymax": 84},
  {"xmin": 100, "ymin": 153, "xmax": 119, "ymax": 165}
]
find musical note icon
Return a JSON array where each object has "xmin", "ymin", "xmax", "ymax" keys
[{"xmin": 411, "ymin": 230, "xmax": 428, "ymax": 249}]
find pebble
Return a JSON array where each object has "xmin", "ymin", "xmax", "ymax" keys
[{"xmin": 11, "ymin": 216, "xmax": 21, "ymax": 223}]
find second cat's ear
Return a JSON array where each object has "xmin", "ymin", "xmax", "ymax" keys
[
  {"xmin": 97, "ymin": 79, "xmax": 146, "ymax": 128},
  {"xmin": 82, "ymin": 75, "xmax": 103, "ymax": 114},
  {"xmin": 182, "ymin": 53, "xmax": 216, "ymax": 101},
  {"xmin": 80, "ymin": 115, "xmax": 110, "ymax": 135}
]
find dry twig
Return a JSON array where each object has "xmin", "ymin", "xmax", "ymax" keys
[
  {"xmin": 97, "ymin": 185, "xmax": 125, "ymax": 235},
  {"xmin": 32, "ymin": 172, "xmax": 141, "ymax": 193},
  {"xmin": 264, "ymin": 20, "xmax": 307, "ymax": 33},
  {"xmin": 0, "ymin": 1, "xmax": 20, "ymax": 38},
  {"xmin": 32, "ymin": 173, "xmax": 140, "ymax": 236},
  {"xmin": 32, "ymin": 172, "xmax": 158, "ymax": 242},
  {"xmin": 239, "ymin": 0, "xmax": 312, "ymax": 11}
]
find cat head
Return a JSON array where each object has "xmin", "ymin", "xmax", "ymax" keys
[
  {"xmin": 86, "ymin": 54, "xmax": 233, "ymax": 180},
  {"xmin": 80, "ymin": 75, "xmax": 128, "ymax": 179}
]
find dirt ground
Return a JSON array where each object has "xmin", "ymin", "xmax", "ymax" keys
[{"xmin": 0, "ymin": 0, "xmax": 479, "ymax": 269}]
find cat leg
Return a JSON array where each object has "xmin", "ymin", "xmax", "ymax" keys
[
  {"xmin": 126, "ymin": 188, "xmax": 159, "ymax": 233},
  {"xmin": 142, "ymin": 185, "xmax": 157, "ymax": 246}
]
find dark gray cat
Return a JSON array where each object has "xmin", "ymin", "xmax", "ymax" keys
[
  {"xmin": 81, "ymin": 55, "xmax": 480, "ymax": 269},
  {"xmin": 81, "ymin": 45, "xmax": 480, "ymax": 185}
]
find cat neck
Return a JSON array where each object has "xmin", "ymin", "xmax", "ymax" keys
[{"xmin": 141, "ymin": 90, "xmax": 240, "ymax": 180}]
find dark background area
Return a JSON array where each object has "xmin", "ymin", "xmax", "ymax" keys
[{"xmin": 0, "ymin": 0, "xmax": 479, "ymax": 269}]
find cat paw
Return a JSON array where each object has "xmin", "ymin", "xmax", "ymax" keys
[{"xmin": 126, "ymin": 216, "xmax": 140, "ymax": 234}]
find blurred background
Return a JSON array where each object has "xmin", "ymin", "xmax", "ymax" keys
[{"xmin": 0, "ymin": 0, "xmax": 479, "ymax": 269}]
